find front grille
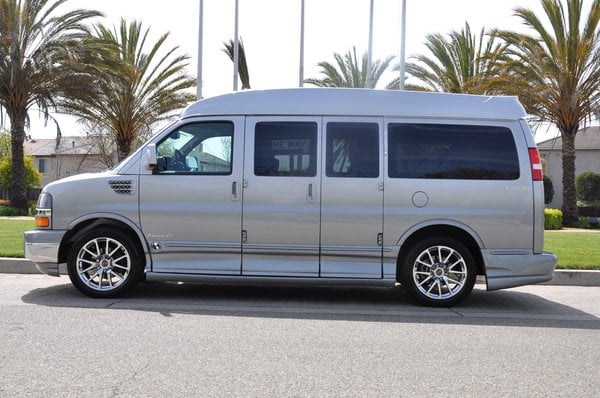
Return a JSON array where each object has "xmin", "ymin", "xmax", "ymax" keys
[{"xmin": 108, "ymin": 180, "xmax": 134, "ymax": 195}]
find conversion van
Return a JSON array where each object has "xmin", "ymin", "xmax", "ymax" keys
[{"xmin": 24, "ymin": 88, "xmax": 557, "ymax": 306}]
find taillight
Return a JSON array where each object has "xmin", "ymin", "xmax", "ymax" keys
[{"xmin": 529, "ymin": 148, "xmax": 543, "ymax": 181}]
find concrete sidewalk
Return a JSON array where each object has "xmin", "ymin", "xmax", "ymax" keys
[{"xmin": 1, "ymin": 257, "xmax": 599, "ymax": 286}]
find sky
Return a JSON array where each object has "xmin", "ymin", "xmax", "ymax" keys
[{"xmin": 28, "ymin": 0, "xmax": 563, "ymax": 141}]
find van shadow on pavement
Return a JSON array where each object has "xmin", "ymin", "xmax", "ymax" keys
[{"xmin": 20, "ymin": 279, "xmax": 600, "ymax": 330}]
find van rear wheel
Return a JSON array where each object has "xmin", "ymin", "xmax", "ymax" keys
[
  {"xmin": 67, "ymin": 227, "xmax": 143, "ymax": 298},
  {"xmin": 400, "ymin": 237, "xmax": 476, "ymax": 307}
]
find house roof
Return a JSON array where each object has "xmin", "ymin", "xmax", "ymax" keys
[
  {"xmin": 24, "ymin": 136, "xmax": 105, "ymax": 157},
  {"xmin": 537, "ymin": 126, "xmax": 600, "ymax": 151}
]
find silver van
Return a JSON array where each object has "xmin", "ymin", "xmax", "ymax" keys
[{"xmin": 24, "ymin": 88, "xmax": 557, "ymax": 306}]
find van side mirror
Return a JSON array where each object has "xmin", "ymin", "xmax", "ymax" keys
[
  {"xmin": 186, "ymin": 155, "xmax": 199, "ymax": 171},
  {"xmin": 144, "ymin": 144, "xmax": 157, "ymax": 170}
]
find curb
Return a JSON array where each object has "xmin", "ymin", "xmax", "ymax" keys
[
  {"xmin": 0, "ymin": 258, "xmax": 67, "ymax": 275},
  {"xmin": 1, "ymin": 257, "xmax": 599, "ymax": 287}
]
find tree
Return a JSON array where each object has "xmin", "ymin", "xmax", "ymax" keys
[
  {"xmin": 0, "ymin": 130, "xmax": 10, "ymax": 158},
  {"xmin": 0, "ymin": 0, "xmax": 101, "ymax": 210},
  {"xmin": 62, "ymin": 19, "xmax": 196, "ymax": 161},
  {"xmin": 0, "ymin": 156, "xmax": 42, "ymax": 190},
  {"xmin": 305, "ymin": 47, "xmax": 394, "ymax": 88},
  {"xmin": 576, "ymin": 170, "xmax": 600, "ymax": 204},
  {"xmin": 222, "ymin": 37, "xmax": 251, "ymax": 89},
  {"xmin": 391, "ymin": 22, "xmax": 506, "ymax": 93},
  {"xmin": 493, "ymin": 0, "xmax": 600, "ymax": 225}
]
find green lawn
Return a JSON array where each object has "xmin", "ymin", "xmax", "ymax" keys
[
  {"xmin": 0, "ymin": 218, "xmax": 35, "ymax": 258},
  {"xmin": 544, "ymin": 230, "xmax": 600, "ymax": 270},
  {"xmin": 0, "ymin": 218, "xmax": 598, "ymax": 269}
]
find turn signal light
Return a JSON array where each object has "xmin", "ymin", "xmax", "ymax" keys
[{"xmin": 35, "ymin": 216, "xmax": 50, "ymax": 228}]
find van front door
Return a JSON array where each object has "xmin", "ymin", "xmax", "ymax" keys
[
  {"xmin": 242, "ymin": 117, "xmax": 321, "ymax": 276},
  {"xmin": 320, "ymin": 118, "xmax": 384, "ymax": 278},
  {"xmin": 139, "ymin": 117, "xmax": 244, "ymax": 274}
]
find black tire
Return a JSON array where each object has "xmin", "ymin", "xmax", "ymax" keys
[
  {"xmin": 399, "ymin": 236, "xmax": 476, "ymax": 307},
  {"xmin": 67, "ymin": 227, "xmax": 144, "ymax": 298}
]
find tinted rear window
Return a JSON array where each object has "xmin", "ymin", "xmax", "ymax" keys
[{"xmin": 388, "ymin": 123, "xmax": 519, "ymax": 180}]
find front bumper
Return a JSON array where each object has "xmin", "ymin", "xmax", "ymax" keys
[{"xmin": 24, "ymin": 230, "xmax": 67, "ymax": 277}]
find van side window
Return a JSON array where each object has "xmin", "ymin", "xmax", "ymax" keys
[
  {"xmin": 388, "ymin": 123, "xmax": 519, "ymax": 180},
  {"xmin": 326, "ymin": 122, "xmax": 379, "ymax": 178},
  {"xmin": 254, "ymin": 122, "xmax": 318, "ymax": 176},
  {"xmin": 155, "ymin": 122, "xmax": 234, "ymax": 175}
]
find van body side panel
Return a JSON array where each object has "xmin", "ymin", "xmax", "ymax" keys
[
  {"xmin": 139, "ymin": 117, "xmax": 244, "ymax": 274},
  {"xmin": 320, "ymin": 117, "xmax": 384, "ymax": 278},
  {"xmin": 241, "ymin": 117, "xmax": 321, "ymax": 276},
  {"xmin": 383, "ymin": 119, "xmax": 534, "ymax": 264}
]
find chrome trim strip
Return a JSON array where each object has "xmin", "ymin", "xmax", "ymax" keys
[{"xmin": 146, "ymin": 272, "xmax": 397, "ymax": 287}]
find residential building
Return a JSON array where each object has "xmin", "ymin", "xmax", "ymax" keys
[
  {"xmin": 24, "ymin": 136, "xmax": 115, "ymax": 187},
  {"xmin": 537, "ymin": 126, "xmax": 600, "ymax": 208}
]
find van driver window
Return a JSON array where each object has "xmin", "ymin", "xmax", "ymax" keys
[
  {"xmin": 326, "ymin": 122, "xmax": 379, "ymax": 178},
  {"xmin": 254, "ymin": 121, "xmax": 318, "ymax": 177},
  {"xmin": 155, "ymin": 121, "xmax": 234, "ymax": 175}
]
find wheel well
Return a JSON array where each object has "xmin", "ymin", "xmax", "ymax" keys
[
  {"xmin": 396, "ymin": 225, "xmax": 484, "ymax": 280},
  {"xmin": 58, "ymin": 218, "xmax": 146, "ymax": 265}
]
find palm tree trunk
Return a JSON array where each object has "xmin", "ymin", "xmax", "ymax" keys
[
  {"xmin": 560, "ymin": 129, "xmax": 578, "ymax": 226},
  {"xmin": 9, "ymin": 111, "xmax": 28, "ymax": 211},
  {"xmin": 116, "ymin": 136, "xmax": 132, "ymax": 162}
]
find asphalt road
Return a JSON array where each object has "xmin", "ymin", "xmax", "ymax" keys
[{"xmin": 1, "ymin": 274, "xmax": 599, "ymax": 397}]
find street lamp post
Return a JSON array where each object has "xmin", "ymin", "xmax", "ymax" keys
[
  {"xmin": 196, "ymin": 0, "xmax": 203, "ymax": 99},
  {"xmin": 399, "ymin": 0, "xmax": 406, "ymax": 90},
  {"xmin": 299, "ymin": 0, "xmax": 305, "ymax": 87},
  {"xmin": 233, "ymin": 0, "xmax": 239, "ymax": 92},
  {"xmin": 366, "ymin": 0, "xmax": 374, "ymax": 88}
]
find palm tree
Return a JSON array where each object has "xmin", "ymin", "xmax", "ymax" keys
[
  {"xmin": 493, "ymin": 0, "xmax": 600, "ymax": 225},
  {"xmin": 63, "ymin": 19, "xmax": 196, "ymax": 161},
  {"xmin": 391, "ymin": 22, "xmax": 506, "ymax": 93},
  {"xmin": 0, "ymin": 0, "xmax": 101, "ymax": 210},
  {"xmin": 305, "ymin": 47, "xmax": 394, "ymax": 88},
  {"xmin": 222, "ymin": 37, "xmax": 251, "ymax": 89}
]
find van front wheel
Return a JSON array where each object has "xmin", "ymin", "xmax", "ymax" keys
[
  {"xmin": 67, "ymin": 228, "xmax": 143, "ymax": 298},
  {"xmin": 400, "ymin": 237, "xmax": 476, "ymax": 307}
]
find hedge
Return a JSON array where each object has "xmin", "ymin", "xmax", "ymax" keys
[{"xmin": 544, "ymin": 208, "xmax": 563, "ymax": 230}]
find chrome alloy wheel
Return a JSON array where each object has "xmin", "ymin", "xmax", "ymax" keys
[
  {"xmin": 412, "ymin": 245, "xmax": 468, "ymax": 300},
  {"xmin": 75, "ymin": 236, "xmax": 132, "ymax": 291}
]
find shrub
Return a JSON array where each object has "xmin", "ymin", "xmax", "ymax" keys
[
  {"xmin": 0, "ymin": 156, "xmax": 42, "ymax": 189},
  {"xmin": 544, "ymin": 208, "xmax": 563, "ymax": 230},
  {"xmin": 543, "ymin": 175, "xmax": 554, "ymax": 204},
  {"xmin": 576, "ymin": 171, "xmax": 600, "ymax": 204},
  {"xmin": 0, "ymin": 206, "xmax": 28, "ymax": 216},
  {"xmin": 578, "ymin": 205, "xmax": 600, "ymax": 217}
]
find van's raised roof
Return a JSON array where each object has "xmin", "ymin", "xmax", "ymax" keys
[{"xmin": 181, "ymin": 88, "xmax": 526, "ymax": 120}]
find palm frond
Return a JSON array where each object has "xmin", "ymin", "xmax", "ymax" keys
[{"xmin": 305, "ymin": 46, "xmax": 393, "ymax": 88}]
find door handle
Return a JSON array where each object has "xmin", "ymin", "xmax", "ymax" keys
[
  {"xmin": 231, "ymin": 181, "xmax": 240, "ymax": 202},
  {"xmin": 307, "ymin": 183, "xmax": 314, "ymax": 203}
]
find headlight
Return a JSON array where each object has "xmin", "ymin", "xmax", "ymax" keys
[{"xmin": 35, "ymin": 193, "xmax": 52, "ymax": 229}]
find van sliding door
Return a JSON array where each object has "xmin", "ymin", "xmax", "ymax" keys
[{"xmin": 242, "ymin": 117, "xmax": 321, "ymax": 276}]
